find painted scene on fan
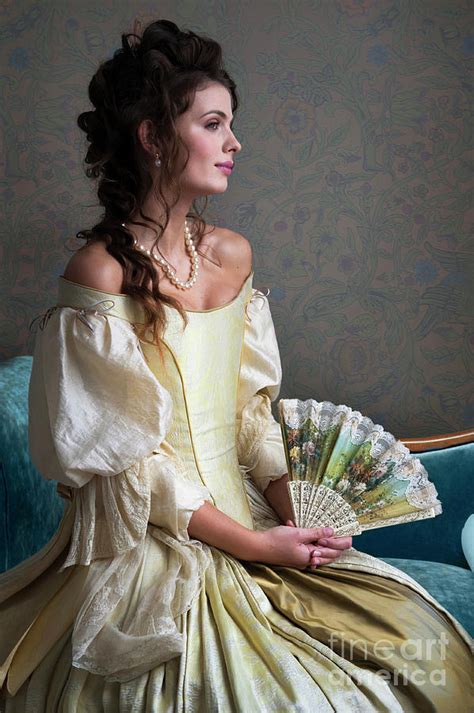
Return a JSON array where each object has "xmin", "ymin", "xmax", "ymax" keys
[{"xmin": 279, "ymin": 400, "xmax": 442, "ymax": 530}]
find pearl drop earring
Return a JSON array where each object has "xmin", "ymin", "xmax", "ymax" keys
[{"xmin": 155, "ymin": 154, "xmax": 161, "ymax": 168}]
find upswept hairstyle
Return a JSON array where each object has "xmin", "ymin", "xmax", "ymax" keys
[{"xmin": 76, "ymin": 19, "xmax": 238, "ymax": 343}]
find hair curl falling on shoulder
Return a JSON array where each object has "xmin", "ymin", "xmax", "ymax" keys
[{"xmin": 76, "ymin": 18, "xmax": 239, "ymax": 347}]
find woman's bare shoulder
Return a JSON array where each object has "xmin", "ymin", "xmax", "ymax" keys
[
  {"xmin": 204, "ymin": 224, "xmax": 253, "ymax": 278},
  {"xmin": 63, "ymin": 240, "xmax": 124, "ymax": 293}
]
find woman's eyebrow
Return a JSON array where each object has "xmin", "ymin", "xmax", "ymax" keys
[
  {"xmin": 199, "ymin": 110, "xmax": 235, "ymax": 126},
  {"xmin": 199, "ymin": 110, "xmax": 228, "ymax": 118}
]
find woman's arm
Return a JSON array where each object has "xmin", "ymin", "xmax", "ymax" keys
[
  {"xmin": 263, "ymin": 472, "xmax": 293, "ymax": 523},
  {"xmin": 187, "ymin": 500, "xmax": 336, "ymax": 569}
]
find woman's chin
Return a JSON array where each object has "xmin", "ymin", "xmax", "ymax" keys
[
  {"xmin": 190, "ymin": 183, "xmax": 229, "ymax": 198},
  {"xmin": 179, "ymin": 172, "xmax": 230, "ymax": 198},
  {"xmin": 212, "ymin": 184, "xmax": 229, "ymax": 194}
]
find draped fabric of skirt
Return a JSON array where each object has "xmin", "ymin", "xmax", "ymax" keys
[{"xmin": 1, "ymin": 528, "xmax": 472, "ymax": 713}]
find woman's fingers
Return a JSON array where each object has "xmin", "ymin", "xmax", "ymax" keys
[
  {"xmin": 317, "ymin": 536, "xmax": 352, "ymax": 550},
  {"xmin": 314, "ymin": 546, "xmax": 344, "ymax": 560},
  {"xmin": 305, "ymin": 544, "xmax": 335, "ymax": 568},
  {"xmin": 308, "ymin": 551, "xmax": 335, "ymax": 568},
  {"xmin": 280, "ymin": 524, "xmax": 349, "ymax": 570},
  {"xmin": 285, "ymin": 524, "xmax": 351, "ymax": 553},
  {"xmin": 307, "ymin": 550, "xmax": 342, "ymax": 568},
  {"xmin": 285, "ymin": 523, "xmax": 352, "ymax": 553},
  {"xmin": 306, "ymin": 543, "xmax": 347, "ymax": 570},
  {"xmin": 299, "ymin": 527, "xmax": 334, "ymax": 543}
]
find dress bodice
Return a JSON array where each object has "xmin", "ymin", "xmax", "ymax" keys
[
  {"xmin": 140, "ymin": 275, "xmax": 255, "ymax": 528},
  {"xmin": 57, "ymin": 273, "xmax": 256, "ymax": 529}
]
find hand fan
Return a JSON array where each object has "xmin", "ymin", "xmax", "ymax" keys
[{"xmin": 278, "ymin": 399, "xmax": 442, "ymax": 537}]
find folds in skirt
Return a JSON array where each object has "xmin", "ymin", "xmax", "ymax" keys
[{"xmin": 1, "ymin": 522, "xmax": 472, "ymax": 713}]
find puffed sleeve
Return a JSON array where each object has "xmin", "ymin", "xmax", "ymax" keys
[
  {"xmin": 29, "ymin": 305, "xmax": 212, "ymax": 563},
  {"xmin": 29, "ymin": 304, "xmax": 176, "ymax": 486},
  {"xmin": 236, "ymin": 290, "xmax": 288, "ymax": 495}
]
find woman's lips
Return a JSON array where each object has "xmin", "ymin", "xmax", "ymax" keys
[{"xmin": 216, "ymin": 165, "xmax": 233, "ymax": 175}]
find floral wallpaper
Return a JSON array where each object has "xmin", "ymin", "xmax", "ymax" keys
[{"xmin": 1, "ymin": 0, "xmax": 473, "ymax": 437}]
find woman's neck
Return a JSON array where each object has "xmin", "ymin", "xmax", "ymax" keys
[{"xmin": 127, "ymin": 197, "xmax": 194, "ymax": 260}]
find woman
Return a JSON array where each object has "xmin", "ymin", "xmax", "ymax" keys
[{"xmin": 0, "ymin": 19, "xmax": 471, "ymax": 713}]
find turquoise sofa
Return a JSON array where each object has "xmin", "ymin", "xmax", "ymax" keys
[{"xmin": 1, "ymin": 356, "xmax": 473, "ymax": 636}]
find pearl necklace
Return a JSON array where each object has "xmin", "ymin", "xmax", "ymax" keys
[{"xmin": 121, "ymin": 219, "xmax": 198, "ymax": 290}]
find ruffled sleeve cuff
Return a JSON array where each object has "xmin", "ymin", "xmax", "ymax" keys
[
  {"xmin": 148, "ymin": 444, "xmax": 213, "ymax": 541},
  {"xmin": 62, "ymin": 447, "xmax": 212, "ymax": 569},
  {"xmin": 247, "ymin": 416, "xmax": 288, "ymax": 494},
  {"xmin": 62, "ymin": 462, "xmax": 151, "ymax": 568},
  {"xmin": 237, "ymin": 392, "xmax": 287, "ymax": 494}
]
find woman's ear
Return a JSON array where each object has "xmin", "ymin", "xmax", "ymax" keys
[{"xmin": 137, "ymin": 119, "xmax": 158, "ymax": 159}]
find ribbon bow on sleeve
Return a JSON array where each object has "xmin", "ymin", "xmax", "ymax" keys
[
  {"xmin": 75, "ymin": 299, "xmax": 116, "ymax": 332},
  {"xmin": 245, "ymin": 287, "xmax": 270, "ymax": 322},
  {"xmin": 32, "ymin": 299, "xmax": 116, "ymax": 333}
]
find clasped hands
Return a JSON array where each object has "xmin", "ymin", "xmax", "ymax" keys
[
  {"xmin": 258, "ymin": 521, "xmax": 352, "ymax": 571},
  {"xmin": 262, "ymin": 474, "xmax": 353, "ymax": 570},
  {"xmin": 286, "ymin": 520, "xmax": 352, "ymax": 570}
]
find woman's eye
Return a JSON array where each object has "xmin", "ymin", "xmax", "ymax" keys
[{"xmin": 206, "ymin": 121, "xmax": 220, "ymax": 130}]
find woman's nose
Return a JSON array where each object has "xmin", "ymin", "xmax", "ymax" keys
[{"xmin": 228, "ymin": 131, "xmax": 242, "ymax": 154}]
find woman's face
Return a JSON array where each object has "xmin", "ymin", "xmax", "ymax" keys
[{"xmin": 174, "ymin": 82, "xmax": 242, "ymax": 198}]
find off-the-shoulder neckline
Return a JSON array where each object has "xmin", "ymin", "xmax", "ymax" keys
[{"xmin": 58, "ymin": 271, "xmax": 254, "ymax": 314}]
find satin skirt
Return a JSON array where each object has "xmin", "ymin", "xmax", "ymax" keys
[{"xmin": 1, "ymin": 536, "xmax": 472, "ymax": 713}]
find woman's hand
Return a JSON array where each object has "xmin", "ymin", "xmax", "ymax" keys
[
  {"xmin": 286, "ymin": 520, "xmax": 352, "ymax": 569},
  {"xmin": 187, "ymin": 501, "xmax": 351, "ymax": 569},
  {"xmin": 254, "ymin": 525, "xmax": 336, "ymax": 569}
]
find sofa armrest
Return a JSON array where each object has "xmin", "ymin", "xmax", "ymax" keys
[{"xmin": 0, "ymin": 356, "xmax": 64, "ymax": 573}]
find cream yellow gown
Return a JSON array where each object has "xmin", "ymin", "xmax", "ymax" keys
[{"xmin": 0, "ymin": 272, "xmax": 472, "ymax": 713}]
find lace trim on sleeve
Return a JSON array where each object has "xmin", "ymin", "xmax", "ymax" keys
[
  {"xmin": 63, "ymin": 454, "xmax": 212, "ymax": 681},
  {"xmin": 61, "ymin": 461, "xmax": 151, "ymax": 569}
]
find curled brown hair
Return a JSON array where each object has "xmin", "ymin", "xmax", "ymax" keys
[{"xmin": 76, "ymin": 18, "xmax": 239, "ymax": 344}]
